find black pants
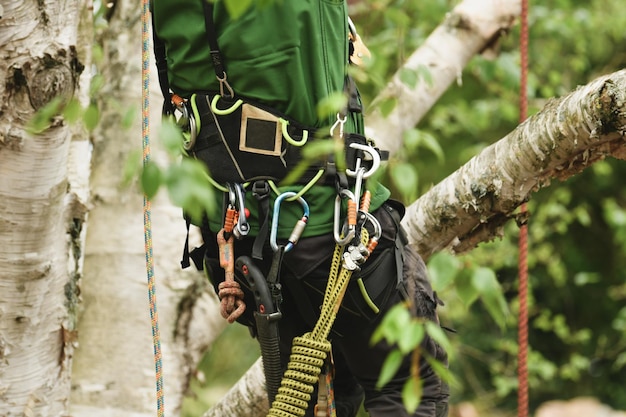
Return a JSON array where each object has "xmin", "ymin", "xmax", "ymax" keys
[{"xmin": 203, "ymin": 200, "xmax": 449, "ymax": 417}]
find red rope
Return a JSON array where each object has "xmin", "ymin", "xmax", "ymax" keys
[{"xmin": 518, "ymin": 0, "xmax": 530, "ymax": 416}]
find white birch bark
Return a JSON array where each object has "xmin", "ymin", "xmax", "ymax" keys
[
  {"xmin": 402, "ymin": 68, "xmax": 626, "ymax": 259},
  {"xmin": 365, "ymin": 0, "xmax": 521, "ymax": 155},
  {"xmin": 69, "ymin": 1, "xmax": 227, "ymax": 416},
  {"xmin": 0, "ymin": 0, "xmax": 83, "ymax": 416}
]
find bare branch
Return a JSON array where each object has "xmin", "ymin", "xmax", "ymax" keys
[{"xmin": 403, "ymin": 69, "xmax": 626, "ymax": 259}]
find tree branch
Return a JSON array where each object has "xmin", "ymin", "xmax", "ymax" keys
[
  {"xmin": 403, "ymin": 68, "xmax": 626, "ymax": 259},
  {"xmin": 365, "ymin": 0, "xmax": 521, "ymax": 155}
]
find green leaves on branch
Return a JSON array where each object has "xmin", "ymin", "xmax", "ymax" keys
[
  {"xmin": 371, "ymin": 303, "xmax": 455, "ymax": 414},
  {"xmin": 26, "ymin": 97, "xmax": 100, "ymax": 135},
  {"xmin": 428, "ymin": 252, "xmax": 509, "ymax": 331},
  {"xmin": 140, "ymin": 119, "xmax": 217, "ymax": 224}
]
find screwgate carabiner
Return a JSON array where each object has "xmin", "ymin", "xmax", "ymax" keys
[{"xmin": 270, "ymin": 192, "xmax": 310, "ymax": 253}]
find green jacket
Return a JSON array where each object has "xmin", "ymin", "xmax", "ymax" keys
[{"xmin": 152, "ymin": 0, "xmax": 390, "ymax": 237}]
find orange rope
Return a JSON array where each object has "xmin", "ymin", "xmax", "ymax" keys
[
  {"xmin": 142, "ymin": 0, "xmax": 165, "ymax": 415},
  {"xmin": 517, "ymin": 1, "xmax": 530, "ymax": 416}
]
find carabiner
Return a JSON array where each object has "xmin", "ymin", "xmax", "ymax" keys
[
  {"xmin": 330, "ymin": 113, "xmax": 347, "ymax": 139},
  {"xmin": 333, "ymin": 189, "xmax": 357, "ymax": 245},
  {"xmin": 217, "ymin": 72, "xmax": 235, "ymax": 99},
  {"xmin": 270, "ymin": 192, "xmax": 310, "ymax": 253},
  {"xmin": 345, "ymin": 143, "xmax": 381, "ymax": 179},
  {"xmin": 173, "ymin": 97, "xmax": 197, "ymax": 150},
  {"xmin": 233, "ymin": 183, "xmax": 249, "ymax": 238}
]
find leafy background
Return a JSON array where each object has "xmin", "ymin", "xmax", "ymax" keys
[{"xmin": 183, "ymin": 0, "xmax": 626, "ymax": 415}]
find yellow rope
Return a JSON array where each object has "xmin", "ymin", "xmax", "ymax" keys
[{"xmin": 267, "ymin": 231, "xmax": 369, "ymax": 417}]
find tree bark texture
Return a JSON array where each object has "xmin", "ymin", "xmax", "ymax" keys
[
  {"xmin": 0, "ymin": 0, "xmax": 83, "ymax": 416},
  {"xmin": 69, "ymin": 1, "xmax": 227, "ymax": 416},
  {"xmin": 200, "ymin": 358, "xmax": 269, "ymax": 417},
  {"xmin": 403, "ymin": 69, "xmax": 626, "ymax": 259},
  {"xmin": 365, "ymin": 0, "xmax": 521, "ymax": 155}
]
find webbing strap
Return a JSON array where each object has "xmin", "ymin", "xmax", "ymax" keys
[
  {"xmin": 200, "ymin": 0, "xmax": 227, "ymax": 81},
  {"xmin": 151, "ymin": 15, "xmax": 174, "ymax": 116}
]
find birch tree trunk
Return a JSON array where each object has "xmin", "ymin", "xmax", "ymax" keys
[
  {"xmin": 0, "ymin": 1, "xmax": 85, "ymax": 416},
  {"xmin": 69, "ymin": 1, "xmax": 226, "ymax": 416},
  {"xmin": 365, "ymin": 0, "xmax": 521, "ymax": 155}
]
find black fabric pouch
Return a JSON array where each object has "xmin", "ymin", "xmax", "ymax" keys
[{"xmin": 190, "ymin": 93, "xmax": 318, "ymax": 184}]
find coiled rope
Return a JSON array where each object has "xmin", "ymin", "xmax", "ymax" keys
[
  {"xmin": 141, "ymin": 0, "xmax": 165, "ymax": 416},
  {"xmin": 267, "ymin": 232, "xmax": 369, "ymax": 417},
  {"xmin": 517, "ymin": 1, "xmax": 530, "ymax": 416}
]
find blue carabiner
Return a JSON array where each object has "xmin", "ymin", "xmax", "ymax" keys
[{"xmin": 270, "ymin": 192, "xmax": 310, "ymax": 253}]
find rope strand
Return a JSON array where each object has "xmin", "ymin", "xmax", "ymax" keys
[
  {"xmin": 518, "ymin": 1, "xmax": 530, "ymax": 416},
  {"xmin": 142, "ymin": 0, "xmax": 165, "ymax": 415}
]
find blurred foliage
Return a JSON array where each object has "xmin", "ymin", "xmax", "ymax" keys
[
  {"xmin": 350, "ymin": 0, "xmax": 626, "ymax": 414},
  {"xmin": 185, "ymin": 0, "xmax": 626, "ymax": 415}
]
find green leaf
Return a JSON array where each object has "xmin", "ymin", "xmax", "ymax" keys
[
  {"xmin": 390, "ymin": 162, "xmax": 418, "ymax": 202},
  {"xmin": 424, "ymin": 322, "xmax": 454, "ymax": 360},
  {"xmin": 399, "ymin": 68, "xmax": 418, "ymax": 89},
  {"xmin": 122, "ymin": 105, "xmax": 137, "ymax": 129},
  {"xmin": 415, "ymin": 64, "xmax": 433, "ymax": 88},
  {"xmin": 62, "ymin": 98, "xmax": 82, "ymax": 124},
  {"xmin": 223, "ymin": 0, "xmax": 253, "ymax": 19},
  {"xmin": 423, "ymin": 352, "xmax": 458, "ymax": 387},
  {"xmin": 379, "ymin": 97, "xmax": 397, "ymax": 118},
  {"xmin": 122, "ymin": 150, "xmax": 142, "ymax": 188},
  {"xmin": 371, "ymin": 303, "xmax": 412, "ymax": 345},
  {"xmin": 26, "ymin": 97, "xmax": 63, "ymax": 134},
  {"xmin": 417, "ymin": 130, "xmax": 444, "ymax": 163},
  {"xmin": 427, "ymin": 252, "xmax": 461, "ymax": 292},
  {"xmin": 401, "ymin": 376, "xmax": 423, "ymax": 414},
  {"xmin": 397, "ymin": 323, "xmax": 424, "ymax": 354},
  {"xmin": 83, "ymin": 104, "xmax": 100, "ymax": 132},
  {"xmin": 159, "ymin": 118, "xmax": 185, "ymax": 156},
  {"xmin": 89, "ymin": 74, "xmax": 105, "ymax": 96},
  {"xmin": 376, "ymin": 349, "xmax": 403, "ymax": 389},
  {"xmin": 455, "ymin": 268, "xmax": 479, "ymax": 308},
  {"xmin": 141, "ymin": 161, "xmax": 162, "ymax": 199},
  {"xmin": 472, "ymin": 267, "xmax": 509, "ymax": 330},
  {"xmin": 317, "ymin": 92, "xmax": 348, "ymax": 121}
]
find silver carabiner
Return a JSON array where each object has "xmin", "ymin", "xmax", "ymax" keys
[
  {"xmin": 330, "ymin": 113, "xmax": 347, "ymax": 139},
  {"xmin": 333, "ymin": 189, "xmax": 357, "ymax": 245},
  {"xmin": 270, "ymin": 192, "xmax": 310, "ymax": 253},
  {"xmin": 176, "ymin": 101, "xmax": 197, "ymax": 151},
  {"xmin": 233, "ymin": 183, "xmax": 249, "ymax": 238},
  {"xmin": 345, "ymin": 142, "xmax": 381, "ymax": 179}
]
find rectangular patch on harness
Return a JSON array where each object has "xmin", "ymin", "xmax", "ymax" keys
[{"xmin": 240, "ymin": 103, "xmax": 282, "ymax": 156}]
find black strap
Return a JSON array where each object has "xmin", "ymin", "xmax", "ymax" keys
[
  {"xmin": 152, "ymin": 1, "xmax": 227, "ymax": 114},
  {"xmin": 267, "ymin": 246, "xmax": 285, "ymax": 311},
  {"xmin": 252, "ymin": 181, "xmax": 271, "ymax": 260},
  {"xmin": 151, "ymin": 14, "xmax": 174, "ymax": 116},
  {"xmin": 201, "ymin": 0, "xmax": 227, "ymax": 81}
]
